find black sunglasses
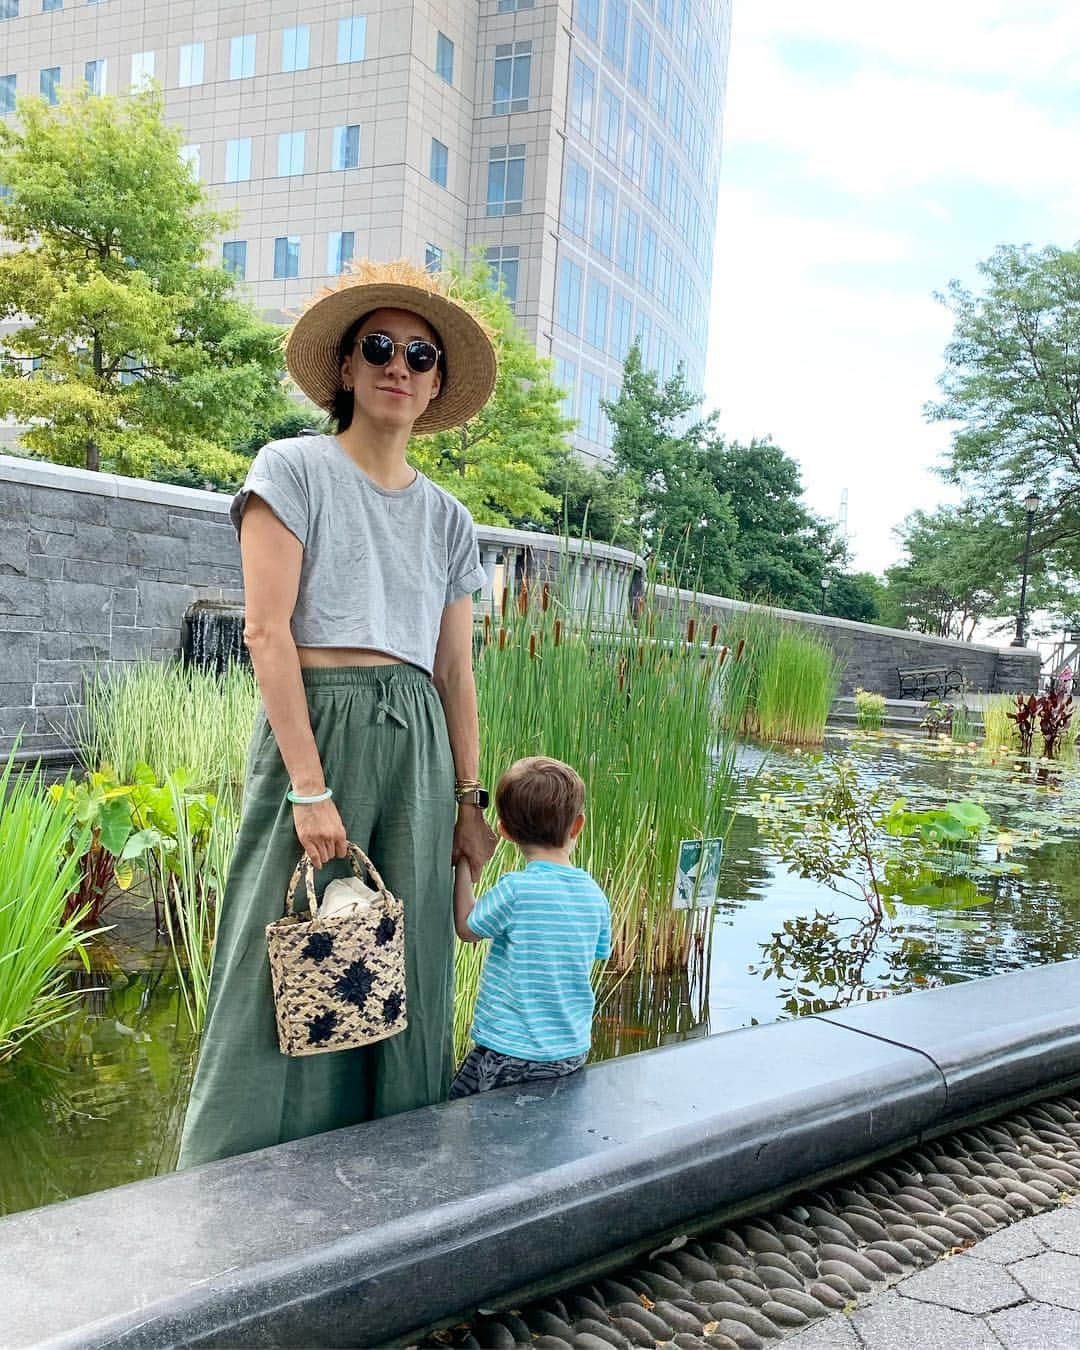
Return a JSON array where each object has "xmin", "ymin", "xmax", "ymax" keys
[{"xmin": 357, "ymin": 331, "xmax": 441, "ymax": 374}]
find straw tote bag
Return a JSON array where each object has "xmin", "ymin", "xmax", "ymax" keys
[{"xmin": 266, "ymin": 842, "xmax": 407, "ymax": 1057}]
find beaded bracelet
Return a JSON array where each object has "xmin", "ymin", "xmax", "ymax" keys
[{"xmin": 286, "ymin": 786, "xmax": 334, "ymax": 805}]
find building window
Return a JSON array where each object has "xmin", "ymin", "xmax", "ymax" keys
[
  {"xmin": 225, "ymin": 137, "xmax": 251, "ymax": 183},
  {"xmin": 635, "ymin": 309, "xmax": 652, "ymax": 358},
  {"xmin": 557, "ymin": 258, "xmax": 583, "ymax": 334},
  {"xmin": 499, "ymin": 0, "xmax": 534, "ymax": 10},
  {"xmin": 569, "ymin": 58, "xmax": 594, "ymax": 139},
  {"xmin": 486, "ymin": 245, "xmax": 519, "ymax": 308},
  {"xmin": 338, "ymin": 16, "xmax": 366, "ymax": 63},
  {"xmin": 179, "ymin": 43, "xmax": 204, "ymax": 88},
  {"xmin": 222, "ymin": 240, "xmax": 247, "ymax": 280},
  {"xmin": 576, "ymin": 0, "xmax": 599, "ymax": 41},
  {"xmin": 430, "ymin": 138, "xmax": 448, "ymax": 187},
  {"xmin": 84, "ymin": 60, "xmax": 105, "ymax": 95},
  {"xmin": 555, "ymin": 356, "xmax": 577, "ymax": 419},
  {"xmin": 623, "ymin": 110, "xmax": 643, "ymax": 182},
  {"xmin": 562, "ymin": 157, "xmax": 589, "ymax": 238},
  {"xmin": 42, "ymin": 0, "xmax": 62, "ymax": 9},
  {"xmin": 611, "ymin": 293, "xmax": 632, "ymax": 360},
  {"xmin": 230, "ymin": 34, "xmax": 256, "ymax": 80},
  {"xmin": 328, "ymin": 230, "xmax": 355, "ymax": 276},
  {"xmin": 0, "ymin": 74, "xmax": 14, "ymax": 114},
  {"xmin": 631, "ymin": 21, "xmax": 650, "ymax": 93},
  {"xmin": 663, "ymin": 161, "xmax": 678, "ymax": 220},
  {"xmin": 436, "ymin": 32, "xmax": 454, "ymax": 84},
  {"xmin": 277, "ymin": 131, "xmax": 305, "ymax": 177},
  {"xmin": 653, "ymin": 325, "xmax": 669, "ymax": 376},
  {"xmin": 590, "ymin": 179, "xmax": 614, "ymax": 257},
  {"xmin": 130, "ymin": 51, "xmax": 154, "ymax": 89},
  {"xmin": 274, "ymin": 236, "xmax": 300, "ymax": 280},
  {"xmin": 180, "ymin": 144, "xmax": 200, "ymax": 179},
  {"xmin": 282, "ymin": 26, "xmax": 310, "ymax": 73},
  {"xmin": 493, "ymin": 42, "xmax": 531, "ymax": 115},
  {"xmin": 652, "ymin": 49, "xmax": 669, "ymax": 120},
  {"xmin": 658, "ymin": 242, "xmax": 673, "ymax": 306},
  {"xmin": 425, "ymin": 242, "xmax": 443, "ymax": 273},
  {"xmin": 598, "ymin": 86, "xmax": 620, "ymax": 163},
  {"xmin": 640, "ymin": 225, "xmax": 657, "ymax": 291},
  {"xmin": 580, "ymin": 369, "xmax": 604, "ymax": 442},
  {"xmin": 603, "ymin": 0, "xmax": 627, "ymax": 68},
  {"xmin": 333, "ymin": 124, "xmax": 361, "ymax": 170},
  {"xmin": 585, "ymin": 277, "xmax": 609, "ymax": 351},
  {"xmin": 487, "ymin": 144, "xmax": 525, "ymax": 217},
  {"xmin": 40, "ymin": 66, "xmax": 60, "ymax": 104},
  {"xmin": 670, "ymin": 75, "xmax": 685, "ymax": 140},
  {"xmin": 0, "ymin": 1, "xmax": 16, "ymax": 18},
  {"xmin": 658, "ymin": 0, "xmax": 672, "ymax": 29},
  {"xmin": 616, "ymin": 204, "xmax": 638, "ymax": 273},
  {"xmin": 645, "ymin": 138, "xmax": 663, "ymax": 203}
]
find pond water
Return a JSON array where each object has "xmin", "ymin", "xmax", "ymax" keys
[{"xmin": 3, "ymin": 730, "xmax": 1079, "ymax": 1217}]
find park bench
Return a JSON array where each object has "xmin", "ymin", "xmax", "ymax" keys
[{"xmin": 896, "ymin": 665, "xmax": 963, "ymax": 700}]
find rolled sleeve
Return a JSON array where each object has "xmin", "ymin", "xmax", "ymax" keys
[
  {"xmin": 230, "ymin": 447, "xmax": 309, "ymax": 546},
  {"xmin": 445, "ymin": 508, "xmax": 485, "ymax": 606}
]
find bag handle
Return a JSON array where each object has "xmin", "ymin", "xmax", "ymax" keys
[{"xmin": 283, "ymin": 841, "xmax": 394, "ymax": 920}]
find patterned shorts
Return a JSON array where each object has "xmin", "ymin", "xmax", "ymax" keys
[{"xmin": 448, "ymin": 1044, "xmax": 588, "ymax": 1099}]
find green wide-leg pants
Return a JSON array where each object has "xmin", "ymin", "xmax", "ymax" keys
[{"xmin": 177, "ymin": 666, "xmax": 456, "ymax": 1168}]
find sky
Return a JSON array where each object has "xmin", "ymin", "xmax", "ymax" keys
[{"xmin": 704, "ymin": 0, "xmax": 1080, "ymax": 576}]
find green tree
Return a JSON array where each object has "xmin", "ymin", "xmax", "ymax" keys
[
  {"xmin": 408, "ymin": 256, "xmax": 572, "ymax": 526},
  {"xmin": 606, "ymin": 345, "xmax": 738, "ymax": 594},
  {"xmin": 539, "ymin": 450, "xmax": 641, "ymax": 549},
  {"xmin": 880, "ymin": 506, "xmax": 1012, "ymax": 639},
  {"xmin": 0, "ymin": 88, "xmax": 293, "ymax": 488},
  {"xmin": 707, "ymin": 436, "xmax": 843, "ymax": 610},
  {"xmin": 929, "ymin": 243, "xmax": 1080, "ymax": 622},
  {"xmin": 824, "ymin": 571, "xmax": 886, "ymax": 624}
]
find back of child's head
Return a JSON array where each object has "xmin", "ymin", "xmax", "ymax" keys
[{"xmin": 496, "ymin": 756, "xmax": 585, "ymax": 848}]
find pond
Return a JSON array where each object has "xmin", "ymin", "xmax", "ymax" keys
[{"xmin": 3, "ymin": 730, "xmax": 1079, "ymax": 1217}]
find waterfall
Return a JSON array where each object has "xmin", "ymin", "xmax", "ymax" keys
[{"xmin": 182, "ymin": 601, "xmax": 250, "ymax": 675}]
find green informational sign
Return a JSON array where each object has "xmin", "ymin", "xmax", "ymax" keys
[{"xmin": 672, "ymin": 837, "xmax": 725, "ymax": 909}]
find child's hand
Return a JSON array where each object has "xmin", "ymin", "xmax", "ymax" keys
[{"xmin": 452, "ymin": 809, "xmax": 497, "ymax": 882}]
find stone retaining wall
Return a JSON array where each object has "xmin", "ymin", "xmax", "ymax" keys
[{"xmin": 0, "ymin": 454, "xmax": 1043, "ymax": 756}]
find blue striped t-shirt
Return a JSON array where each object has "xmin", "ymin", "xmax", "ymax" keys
[{"xmin": 466, "ymin": 860, "xmax": 612, "ymax": 1061}]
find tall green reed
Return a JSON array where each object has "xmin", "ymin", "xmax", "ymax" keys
[
  {"xmin": 453, "ymin": 564, "xmax": 749, "ymax": 1057},
  {"xmin": 0, "ymin": 752, "xmax": 98, "ymax": 1060},
  {"xmin": 77, "ymin": 663, "xmax": 259, "ymax": 800},
  {"xmin": 722, "ymin": 607, "xmax": 842, "ymax": 745}
]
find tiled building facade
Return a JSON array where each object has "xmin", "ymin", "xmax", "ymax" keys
[{"xmin": 0, "ymin": 0, "xmax": 730, "ymax": 458}]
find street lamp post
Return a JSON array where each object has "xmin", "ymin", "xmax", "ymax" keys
[
  {"xmin": 820, "ymin": 575, "xmax": 831, "ymax": 615},
  {"xmin": 1011, "ymin": 491, "xmax": 1041, "ymax": 647}
]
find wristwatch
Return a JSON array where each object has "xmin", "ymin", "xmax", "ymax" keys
[{"xmin": 454, "ymin": 785, "xmax": 490, "ymax": 808}]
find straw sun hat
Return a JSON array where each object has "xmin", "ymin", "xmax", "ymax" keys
[{"xmin": 283, "ymin": 258, "xmax": 498, "ymax": 435}]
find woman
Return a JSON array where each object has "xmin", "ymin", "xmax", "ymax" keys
[{"xmin": 178, "ymin": 259, "xmax": 498, "ymax": 1167}]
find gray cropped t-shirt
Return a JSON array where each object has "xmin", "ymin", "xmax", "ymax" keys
[{"xmin": 230, "ymin": 434, "xmax": 487, "ymax": 675}]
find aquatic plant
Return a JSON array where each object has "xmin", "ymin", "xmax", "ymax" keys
[
  {"xmin": 721, "ymin": 608, "xmax": 842, "ymax": 745},
  {"xmin": 854, "ymin": 687, "xmax": 886, "ymax": 731},
  {"xmin": 77, "ymin": 663, "xmax": 259, "ymax": 800},
  {"xmin": 0, "ymin": 753, "xmax": 98, "ymax": 1061}
]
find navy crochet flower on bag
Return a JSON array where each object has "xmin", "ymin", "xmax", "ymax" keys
[
  {"xmin": 382, "ymin": 990, "xmax": 403, "ymax": 1025},
  {"xmin": 302, "ymin": 931, "xmax": 335, "ymax": 963},
  {"xmin": 335, "ymin": 958, "xmax": 375, "ymax": 1007},
  {"xmin": 308, "ymin": 1009, "xmax": 339, "ymax": 1044},
  {"xmin": 374, "ymin": 913, "xmax": 397, "ymax": 947}
]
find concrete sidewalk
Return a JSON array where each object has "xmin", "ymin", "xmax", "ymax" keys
[{"xmin": 786, "ymin": 1197, "xmax": 1080, "ymax": 1349}]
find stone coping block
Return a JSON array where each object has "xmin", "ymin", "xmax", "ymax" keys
[
  {"xmin": 2, "ymin": 1017, "xmax": 943, "ymax": 1349},
  {"xmin": 820, "ymin": 959, "xmax": 1080, "ymax": 1123},
  {"xmin": 0, "ymin": 452, "xmax": 232, "ymax": 515}
]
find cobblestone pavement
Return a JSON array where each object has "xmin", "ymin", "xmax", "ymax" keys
[
  {"xmin": 785, "ymin": 1197, "xmax": 1080, "ymax": 1348},
  {"xmin": 418, "ymin": 1095, "xmax": 1080, "ymax": 1350}
]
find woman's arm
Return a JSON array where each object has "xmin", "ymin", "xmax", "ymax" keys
[
  {"xmin": 240, "ymin": 496, "xmax": 347, "ymax": 869},
  {"xmin": 432, "ymin": 595, "xmax": 497, "ymax": 881}
]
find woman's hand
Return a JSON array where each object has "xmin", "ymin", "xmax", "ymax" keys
[
  {"xmin": 452, "ymin": 806, "xmax": 497, "ymax": 882},
  {"xmin": 292, "ymin": 798, "xmax": 348, "ymax": 870}
]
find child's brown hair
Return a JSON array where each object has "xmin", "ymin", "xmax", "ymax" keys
[{"xmin": 495, "ymin": 756, "xmax": 585, "ymax": 848}]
